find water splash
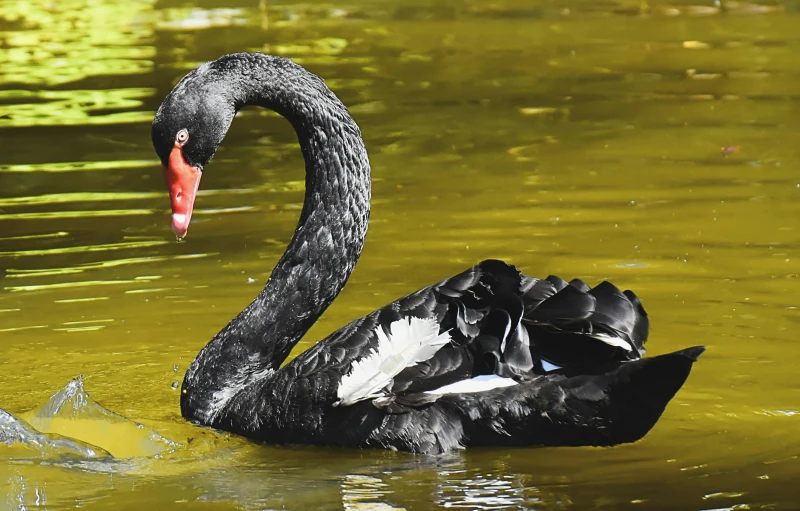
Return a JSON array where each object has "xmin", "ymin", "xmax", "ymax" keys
[
  {"xmin": 19, "ymin": 377, "xmax": 180, "ymax": 458},
  {"xmin": 0, "ymin": 407, "xmax": 109, "ymax": 459}
]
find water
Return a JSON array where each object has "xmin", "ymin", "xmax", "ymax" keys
[{"xmin": 1, "ymin": 0, "xmax": 800, "ymax": 508}]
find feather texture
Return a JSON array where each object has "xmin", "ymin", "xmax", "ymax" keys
[{"xmin": 335, "ymin": 317, "xmax": 451, "ymax": 406}]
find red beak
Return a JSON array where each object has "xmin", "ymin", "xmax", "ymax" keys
[{"xmin": 162, "ymin": 143, "xmax": 202, "ymax": 239}]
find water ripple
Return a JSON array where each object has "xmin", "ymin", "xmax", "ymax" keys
[
  {"xmin": 0, "ymin": 209, "xmax": 156, "ymax": 220},
  {"xmin": 0, "ymin": 240, "xmax": 168, "ymax": 257},
  {"xmin": 0, "ymin": 160, "xmax": 156, "ymax": 173}
]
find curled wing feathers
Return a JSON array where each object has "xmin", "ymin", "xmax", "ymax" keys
[{"xmin": 334, "ymin": 317, "xmax": 452, "ymax": 407}]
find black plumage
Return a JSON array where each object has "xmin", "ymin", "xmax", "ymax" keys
[{"xmin": 151, "ymin": 53, "xmax": 703, "ymax": 454}]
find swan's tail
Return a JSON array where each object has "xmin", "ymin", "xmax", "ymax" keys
[{"xmin": 454, "ymin": 346, "xmax": 704, "ymax": 448}]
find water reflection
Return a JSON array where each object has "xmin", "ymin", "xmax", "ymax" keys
[
  {"xmin": 8, "ymin": 434, "xmax": 784, "ymax": 511},
  {"xmin": 0, "ymin": 160, "xmax": 155, "ymax": 173},
  {"xmin": 433, "ymin": 469, "xmax": 545, "ymax": 509},
  {"xmin": 0, "ymin": 88, "xmax": 155, "ymax": 128},
  {"xmin": 157, "ymin": 7, "xmax": 248, "ymax": 31},
  {"xmin": 1, "ymin": 16, "xmax": 153, "ymax": 84},
  {"xmin": 2, "ymin": 427, "xmax": 573, "ymax": 511},
  {"xmin": 0, "ymin": 0, "xmax": 156, "ymax": 130}
]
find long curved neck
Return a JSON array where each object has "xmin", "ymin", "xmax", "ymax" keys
[{"xmin": 181, "ymin": 54, "xmax": 370, "ymax": 421}]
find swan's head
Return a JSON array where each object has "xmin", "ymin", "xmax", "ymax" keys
[{"xmin": 151, "ymin": 62, "xmax": 236, "ymax": 238}]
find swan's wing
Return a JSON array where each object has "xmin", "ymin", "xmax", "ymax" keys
[
  {"xmin": 286, "ymin": 259, "xmax": 650, "ymax": 408},
  {"xmin": 352, "ymin": 346, "xmax": 704, "ymax": 453}
]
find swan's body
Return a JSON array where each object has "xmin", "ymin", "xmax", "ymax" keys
[{"xmin": 151, "ymin": 53, "xmax": 702, "ymax": 454}]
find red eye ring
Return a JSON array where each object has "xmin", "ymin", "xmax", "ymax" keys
[{"xmin": 176, "ymin": 129, "xmax": 189, "ymax": 144}]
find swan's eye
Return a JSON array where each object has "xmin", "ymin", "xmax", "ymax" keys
[{"xmin": 176, "ymin": 129, "xmax": 189, "ymax": 145}]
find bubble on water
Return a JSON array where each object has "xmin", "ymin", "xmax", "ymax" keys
[{"xmin": 171, "ymin": 382, "xmax": 179, "ymax": 390}]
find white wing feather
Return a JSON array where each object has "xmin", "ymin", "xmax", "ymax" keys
[
  {"xmin": 335, "ymin": 317, "xmax": 451, "ymax": 407},
  {"xmin": 590, "ymin": 332, "xmax": 633, "ymax": 351}
]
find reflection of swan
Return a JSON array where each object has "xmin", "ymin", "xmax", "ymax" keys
[
  {"xmin": 341, "ymin": 474, "xmax": 406, "ymax": 511},
  {"xmin": 433, "ymin": 470, "xmax": 531, "ymax": 510},
  {"xmin": 339, "ymin": 458, "xmax": 571, "ymax": 510},
  {"xmin": 151, "ymin": 52, "xmax": 703, "ymax": 453}
]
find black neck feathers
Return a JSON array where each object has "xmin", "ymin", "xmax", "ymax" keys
[{"xmin": 171, "ymin": 53, "xmax": 371, "ymax": 422}]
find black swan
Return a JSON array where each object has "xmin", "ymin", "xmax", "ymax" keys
[{"xmin": 151, "ymin": 53, "xmax": 703, "ymax": 454}]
